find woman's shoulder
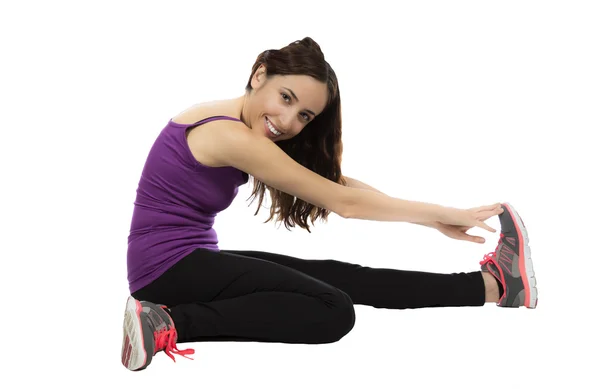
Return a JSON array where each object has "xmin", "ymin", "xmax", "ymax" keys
[{"xmin": 175, "ymin": 100, "xmax": 248, "ymax": 169}]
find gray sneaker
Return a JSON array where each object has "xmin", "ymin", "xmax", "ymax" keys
[
  {"xmin": 121, "ymin": 296, "xmax": 194, "ymax": 371},
  {"xmin": 480, "ymin": 202, "xmax": 538, "ymax": 308}
]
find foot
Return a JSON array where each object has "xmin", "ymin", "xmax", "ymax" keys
[
  {"xmin": 121, "ymin": 296, "xmax": 194, "ymax": 371},
  {"xmin": 480, "ymin": 202, "xmax": 538, "ymax": 308}
]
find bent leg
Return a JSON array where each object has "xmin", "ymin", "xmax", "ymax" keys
[{"xmin": 132, "ymin": 248, "xmax": 355, "ymax": 345}]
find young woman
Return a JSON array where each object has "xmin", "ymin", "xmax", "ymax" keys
[{"xmin": 121, "ymin": 37, "xmax": 538, "ymax": 371}]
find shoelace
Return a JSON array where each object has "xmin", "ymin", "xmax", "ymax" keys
[
  {"xmin": 154, "ymin": 327, "xmax": 195, "ymax": 362},
  {"xmin": 479, "ymin": 232, "xmax": 504, "ymax": 268}
]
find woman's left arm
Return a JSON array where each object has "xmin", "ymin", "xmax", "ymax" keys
[{"xmin": 342, "ymin": 176, "xmax": 438, "ymax": 229}]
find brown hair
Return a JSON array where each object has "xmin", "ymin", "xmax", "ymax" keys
[{"xmin": 244, "ymin": 37, "xmax": 346, "ymax": 233}]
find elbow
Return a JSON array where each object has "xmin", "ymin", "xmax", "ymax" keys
[
  {"xmin": 334, "ymin": 204, "xmax": 351, "ymax": 219},
  {"xmin": 335, "ymin": 188, "xmax": 357, "ymax": 219},
  {"xmin": 339, "ymin": 205, "xmax": 353, "ymax": 219}
]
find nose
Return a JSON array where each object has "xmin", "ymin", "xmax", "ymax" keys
[{"xmin": 281, "ymin": 112, "xmax": 295, "ymax": 132}]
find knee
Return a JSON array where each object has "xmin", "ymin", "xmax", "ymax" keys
[{"xmin": 322, "ymin": 291, "xmax": 356, "ymax": 343}]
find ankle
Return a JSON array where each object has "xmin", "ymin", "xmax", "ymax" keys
[{"xmin": 482, "ymin": 271, "xmax": 501, "ymax": 303}]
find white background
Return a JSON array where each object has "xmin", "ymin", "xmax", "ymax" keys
[{"xmin": 2, "ymin": 0, "xmax": 599, "ymax": 387}]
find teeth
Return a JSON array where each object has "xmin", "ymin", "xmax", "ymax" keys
[{"xmin": 266, "ymin": 118, "xmax": 282, "ymax": 136}]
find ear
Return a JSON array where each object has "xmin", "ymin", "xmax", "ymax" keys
[{"xmin": 251, "ymin": 64, "xmax": 267, "ymax": 89}]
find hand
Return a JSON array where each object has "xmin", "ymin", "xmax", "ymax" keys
[
  {"xmin": 433, "ymin": 222, "xmax": 491, "ymax": 244},
  {"xmin": 436, "ymin": 203, "xmax": 504, "ymax": 234}
]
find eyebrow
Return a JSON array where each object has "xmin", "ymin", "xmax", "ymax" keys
[{"xmin": 283, "ymin": 87, "xmax": 316, "ymax": 117}]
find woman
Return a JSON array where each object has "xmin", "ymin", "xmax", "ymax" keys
[{"xmin": 121, "ymin": 37, "xmax": 538, "ymax": 371}]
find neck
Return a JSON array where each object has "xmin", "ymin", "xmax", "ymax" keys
[
  {"xmin": 238, "ymin": 94, "xmax": 252, "ymax": 129},
  {"xmin": 220, "ymin": 95, "xmax": 251, "ymax": 128}
]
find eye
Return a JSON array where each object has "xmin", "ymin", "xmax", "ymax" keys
[{"xmin": 281, "ymin": 92, "xmax": 310, "ymax": 121}]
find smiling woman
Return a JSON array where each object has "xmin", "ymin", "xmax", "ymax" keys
[
  {"xmin": 234, "ymin": 41, "xmax": 344, "ymax": 232},
  {"xmin": 122, "ymin": 37, "xmax": 537, "ymax": 373},
  {"xmin": 262, "ymin": 87, "xmax": 319, "ymax": 138}
]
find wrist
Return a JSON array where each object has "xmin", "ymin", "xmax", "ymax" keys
[
  {"xmin": 429, "ymin": 221, "xmax": 442, "ymax": 229},
  {"xmin": 412, "ymin": 221, "xmax": 441, "ymax": 229}
]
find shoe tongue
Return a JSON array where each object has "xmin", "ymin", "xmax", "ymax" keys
[{"xmin": 484, "ymin": 262, "xmax": 501, "ymax": 281}]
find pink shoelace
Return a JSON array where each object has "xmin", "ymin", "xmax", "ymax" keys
[
  {"xmin": 154, "ymin": 325, "xmax": 195, "ymax": 362},
  {"xmin": 479, "ymin": 232, "xmax": 505, "ymax": 268}
]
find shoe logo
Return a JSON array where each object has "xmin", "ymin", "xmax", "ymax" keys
[{"xmin": 498, "ymin": 243, "xmax": 515, "ymax": 277}]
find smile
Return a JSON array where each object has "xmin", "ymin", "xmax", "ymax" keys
[{"xmin": 265, "ymin": 117, "xmax": 283, "ymax": 137}]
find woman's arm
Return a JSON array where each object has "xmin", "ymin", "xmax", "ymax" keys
[{"xmin": 342, "ymin": 176, "xmax": 438, "ymax": 229}]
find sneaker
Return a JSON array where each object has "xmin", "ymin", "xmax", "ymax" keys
[
  {"xmin": 121, "ymin": 296, "xmax": 194, "ymax": 371},
  {"xmin": 480, "ymin": 202, "xmax": 538, "ymax": 308}
]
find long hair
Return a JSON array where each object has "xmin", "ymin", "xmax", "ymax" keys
[{"xmin": 244, "ymin": 37, "xmax": 346, "ymax": 233}]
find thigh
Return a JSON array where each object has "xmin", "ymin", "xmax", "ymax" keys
[
  {"xmin": 220, "ymin": 249, "xmax": 365, "ymax": 295},
  {"xmin": 133, "ymin": 248, "xmax": 343, "ymax": 308}
]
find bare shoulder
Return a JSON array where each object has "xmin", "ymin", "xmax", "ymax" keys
[
  {"xmin": 203, "ymin": 123, "xmax": 352, "ymax": 217},
  {"xmin": 186, "ymin": 118, "xmax": 249, "ymax": 168},
  {"xmin": 173, "ymin": 102, "xmax": 353, "ymax": 217},
  {"xmin": 173, "ymin": 101, "xmax": 244, "ymax": 168}
]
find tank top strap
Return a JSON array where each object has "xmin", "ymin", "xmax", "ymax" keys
[
  {"xmin": 194, "ymin": 115, "xmax": 242, "ymax": 125},
  {"xmin": 170, "ymin": 115, "xmax": 242, "ymax": 128}
]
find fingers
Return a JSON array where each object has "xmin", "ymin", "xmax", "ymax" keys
[
  {"xmin": 474, "ymin": 206, "xmax": 504, "ymax": 223},
  {"xmin": 483, "ymin": 208, "xmax": 503, "ymax": 219},
  {"xmin": 473, "ymin": 236, "xmax": 485, "ymax": 244},
  {"xmin": 485, "ymin": 202, "xmax": 501, "ymax": 210},
  {"xmin": 457, "ymin": 230, "xmax": 486, "ymax": 244},
  {"xmin": 444, "ymin": 224, "xmax": 486, "ymax": 244},
  {"xmin": 486, "ymin": 203, "xmax": 504, "ymax": 214},
  {"xmin": 478, "ymin": 220, "xmax": 496, "ymax": 233},
  {"xmin": 463, "ymin": 233, "xmax": 485, "ymax": 243}
]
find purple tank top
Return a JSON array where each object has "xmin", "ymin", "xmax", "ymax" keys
[{"xmin": 127, "ymin": 115, "xmax": 247, "ymax": 293}]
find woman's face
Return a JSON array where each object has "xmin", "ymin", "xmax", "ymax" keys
[{"xmin": 248, "ymin": 65, "xmax": 329, "ymax": 142}]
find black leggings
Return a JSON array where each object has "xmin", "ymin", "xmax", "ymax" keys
[{"xmin": 132, "ymin": 248, "xmax": 485, "ymax": 345}]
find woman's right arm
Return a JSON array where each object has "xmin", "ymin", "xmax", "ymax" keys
[
  {"xmin": 343, "ymin": 188, "xmax": 443, "ymax": 223},
  {"xmin": 342, "ymin": 175, "xmax": 442, "ymax": 226},
  {"xmin": 198, "ymin": 121, "xmax": 460, "ymax": 225},
  {"xmin": 344, "ymin": 187, "xmax": 498, "ymax": 232}
]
